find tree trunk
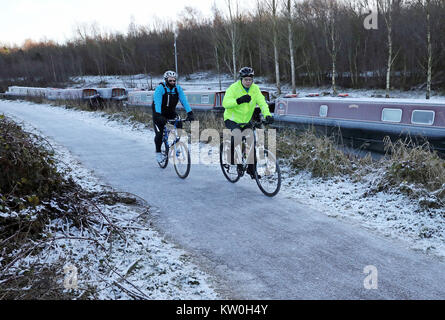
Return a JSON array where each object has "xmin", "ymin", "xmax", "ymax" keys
[
  {"xmin": 215, "ymin": 46, "xmax": 222, "ymax": 91},
  {"xmin": 287, "ymin": 0, "xmax": 296, "ymax": 94},
  {"xmin": 232, "ymin": 27, "xmax": 237, "ymax": 81},
  {"xmin": 382, "ymin": 0, "xmax": 393, "ymax": 98},
  {"xmin": 272, "ymin": 0, "xmax": 281, "ymax": 94},
  {"xmin": 50, "ymin": 54, "xmax": 57, "ymax": 83},
  {"xmin": 349, "ymin": 49, "xmax": 355, "ymax": 88},
  {"xmin": 274, "ymin": 40, "xmax": 281, "ymax": 94},
  {"xmin": 426, "ymin": 0, "xmax": 432, "ymax": 99},
  {"xmin": 331, "ymin": 17, "xmax": 337, "ymax": 95},
  {"xmin": 386, "ymin": 24, "xmax": 392, "ymax": 98}
]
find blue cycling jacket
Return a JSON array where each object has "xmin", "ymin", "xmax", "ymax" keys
[{"xmin": 153, "ymin": 82, "xmax": 192, "ymax": 114}]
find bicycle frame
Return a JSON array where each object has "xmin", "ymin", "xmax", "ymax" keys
[
  {"xmin": 162, "ymin": 118, "xmax": 182, "ymax": 151},
  {"xmin": 231, "ymin": 121, "xmax": 263, "ymax": 172},
  {"xmin": 220, "ymin": 119, "xmax": 281, "ymax": 196},
  {"xmin": 158, "ymin": 116, "xmax": 191, "ymax": 179}
]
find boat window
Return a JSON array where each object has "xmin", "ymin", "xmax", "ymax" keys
[
  {"xmin": 112, "ymin": 88, "xmax": 125, "ymax": 97},
  {"xmin": 411, "ymin": 110, "xmax": 435, "ymax": 125},
  {"xmin": 142, "ymin": 93, "xmax": 153, "ymax": 102},
  {"xmin": 319, "ymin": 105, "xmax": 328, "ymax": 117},
  {"xmin": 381, "ymin": 108, "xmax": 402, "ymax": 122},
  {"xmin": 201, "ymin": 95, "xmax": 209, "ymax": 104}
]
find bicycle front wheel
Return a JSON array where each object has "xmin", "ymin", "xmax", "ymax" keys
[
  {"xmin": 219, "ymin": 142, "xmax": 240, "ymax": 183},
  {"xmin": 255, "ymin": 149, "xmax": 281, "ymax": 197},
  {"xmin": 158, "ymin": 140, "xmax": 169, "ymax": 169},
  {"xmin": 173, "ymin": 141, "xmax": 191, "ymax": 179}
]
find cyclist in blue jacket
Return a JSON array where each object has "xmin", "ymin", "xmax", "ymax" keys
[{"xmin": 152, "ymin": 71, "xmax": 194, "ymax": 163}]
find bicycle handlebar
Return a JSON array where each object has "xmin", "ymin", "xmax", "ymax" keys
[
  {"xmin": 167, "ymin": 117, "xmax": 192, "ymax": 125},
  {"xmin": 238, "ymin": 119, "xmax": 271, "ymax": 129}
]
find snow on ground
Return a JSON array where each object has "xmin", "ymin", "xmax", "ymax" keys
[
  {"xmin": 69, "ymin": 71, "xmax": 445, "ymax": 100},
  {"xmin": 4, "ymin": 98, "xmax": 445, "ymax": 265},
  {"xmin": 279, "ymin": 168, "xmax": 445, "ymax": 260},
  {"xmin": 2, "ymin": 109, "xmax": 220, "ymax": 300},
  {"xmin": 3, "ymin": 70, "xmax": 445, "ymax": 296}
]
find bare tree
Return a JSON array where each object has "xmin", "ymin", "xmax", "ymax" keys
[
  {"xmin": 326, "ymin": 0, "xmax": 340, "ymax": 95},
  {"xmin": 3, "ymin": 0, "xmax": 445, "ymax": 93},
  {"xmin": 225, "ymin": 0, "xmax": 241, "ymax": 81},
  {"xmin": 265, "ymin": 0, "xmax": 282, "ymax": 94},
  {"xmin": 211, "ymin": 6, "xmax": 225, "ymax": 90},
  {"xmin": 417, "ymin": 0, "xmax": 433, "ymax": 99},
  {"xmin": 378, "ymin": 0, "xmax": 402, "ymax": 97},
  {"xmin": 311, "ymin": 0, "xmax": 341, "ymax": 95},
  {"xmin": 286, "ymin": 0, "xmax": 296, "ymax": 94}
]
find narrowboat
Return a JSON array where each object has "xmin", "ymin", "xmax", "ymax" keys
[
  {"xmin": 125, "ymin": 90, "xmax": 226, "ymax": 111},
  {"xmin": 5, "ymin": 86, "xmax": 47, "ymax": 98},
  {"xmin": 274, "ymin": 96, "xmax": 445, "ymax": 154},
  {"xmin": 91, "ymin": 87, "xmax": 128, "ymax": 101},
  {"xmin": 178, "ymin": 91, "xmax": 224, "ymax": 111},
  {"xmin": 125, "ymin": 89, "xmax": 272, "ymax": 112},
  {"xmin": 125, "ymin": 90, "xmax": 154, "ymax": 107},
  {"xmin": 110, "ymin": 88, "xmax": 127, "ymax": 101},
  {"xmin": 46, "ymin": 88, "xmax": 82, "ymax": 100}
]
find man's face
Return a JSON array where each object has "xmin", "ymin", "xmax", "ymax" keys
[
  {"xmin": 241, "ymin": 77, "xmax": 253, "ymax": 88},
  {"xmin": 167, "ymin": 77, "xmax": 176, "ymax": 86}
]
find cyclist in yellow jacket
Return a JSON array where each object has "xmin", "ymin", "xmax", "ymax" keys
[
  {"xmin": 222, "ymin": 67, "xmax": 274, "ymax": 178},
  {"xmin": 223, "ymin": 67, "xmax": 273, "ymax": 129}
]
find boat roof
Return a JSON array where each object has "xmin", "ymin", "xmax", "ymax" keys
[{"xmin": 281, "ymin": 96, "xmax": 445, "ymax": 106}]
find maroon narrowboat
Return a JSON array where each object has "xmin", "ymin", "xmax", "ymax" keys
[{"xmin": 274, "ymin": 96, "xmax": 445, "ymax": 154}]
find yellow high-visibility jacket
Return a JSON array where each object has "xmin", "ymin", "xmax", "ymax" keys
[{"xmin": 222, "ymin": 80, "xmax": 271, "ymax": 124}]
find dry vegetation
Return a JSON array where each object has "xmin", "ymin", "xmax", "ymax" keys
[
  {"xmin": 373, "ymin": 137, "xmax": 445, "ymax": 208},
  {"xmin": 277, "ymin": 125, "xmax": 445, "ymax": 208},
  {"xmin": 0, "ymin": 114, "xmax": 142, "ymax": 299},
  {"xmin": 277, "ymin": 128, "xmax": 356, "ymax": 177}
]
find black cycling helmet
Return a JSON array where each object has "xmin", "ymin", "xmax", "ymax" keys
[{"xmin": 239, "ymin": 67, "xmax": 254, "ymax": 78}]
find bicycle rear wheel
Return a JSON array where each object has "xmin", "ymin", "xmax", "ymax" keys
[
  {"xmin": 157, "ymin": 141, "xmax": 169, "ymax": 169},
  {"xmin": 255, "ymin": 149, "xmax": 281, "ymax": 197},
  {"xmin": 173, "ymin": 141, "xmax": 191, "ymax": 179},
  {"xmin": 219, "ymin": 142, "xmax": 240, "ymax": 183}
]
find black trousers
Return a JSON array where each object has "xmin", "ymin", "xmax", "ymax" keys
[
  {"xmin": 224, "ymin": 120, "xmax": 255, "ymax": 174},
  {"xmin": 224, "ymin": 119, "xmax": 244, "ymax": 131},
  {"xmin": 153, "ymin": 114, "xmax": 182, "ymax": 152}
]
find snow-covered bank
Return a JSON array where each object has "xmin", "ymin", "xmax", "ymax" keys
[
  {"xmin": 0, "ymin": 105, "xmax": 220, "ymax": 299},
  {"xmin": 280, "ymin": 169, "xmax": 445, "ymax": 259}
]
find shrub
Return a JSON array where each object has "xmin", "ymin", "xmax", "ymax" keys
[
  {"xmin": 381, "ymin": 136, "xmax": 445, "ymax": 200},
  {"xmin": 277, "ymin": 129, "xmax": 354, "ymax": 178},
  {"xmin": 0, "ymin": 114, "xmax": 65, "ymax": 210}
]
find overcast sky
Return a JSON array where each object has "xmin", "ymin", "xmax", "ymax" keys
[{"xmin": 0, "ymin": 0, "xmax": 234, "ymax": 46}]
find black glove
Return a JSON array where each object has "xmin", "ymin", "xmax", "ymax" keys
[
  {"xmin": 186, "ymin": 111, "xmax": 195, "ymax": 121},
  {"xmin": 264, "ymin": 115, "xmax": 274, "ymax": 125},
  {"xmin": 236, "ymin": 95, "xmax": 251, "ymax": 105},
  {"xmin": 154, "ymin": 112, "xmax": 167, "ymax": 126}
]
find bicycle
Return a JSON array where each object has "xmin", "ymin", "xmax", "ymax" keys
[
  {"xmin": 219, "ymin": 119, "xmax": 281, "ymax": 197},
  {"xmin": 157, "ymin": 116, "xmax": 191, "ymax": 179}
]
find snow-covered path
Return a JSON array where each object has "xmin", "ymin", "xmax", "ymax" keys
[{"xmin": 2, "ymin": 99, "xmax": 445, "ymax": 299}]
